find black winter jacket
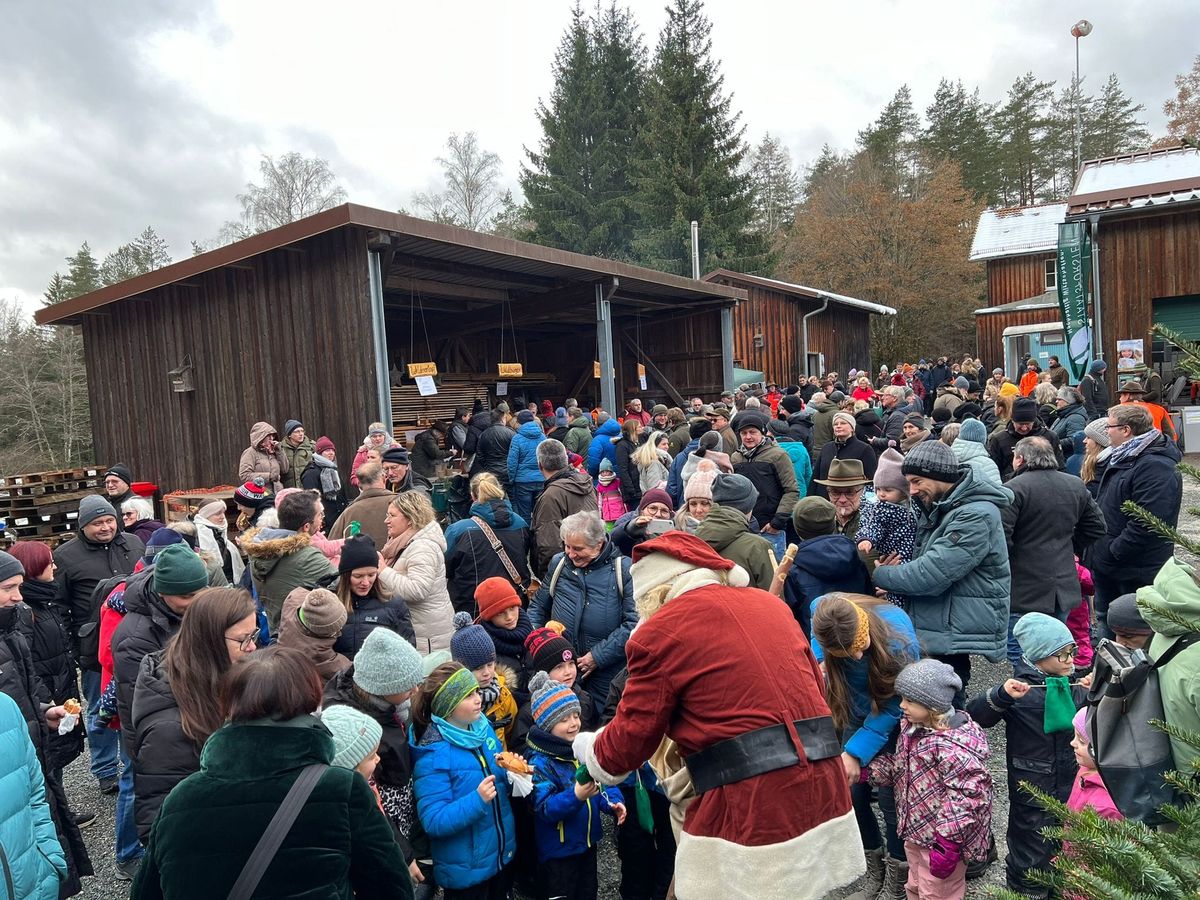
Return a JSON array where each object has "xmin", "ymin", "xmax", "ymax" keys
[
  {"xmin": 332, "ymin": 590, "xmax": 416, "ymax": 660},
  {"xmin": 410, "ymin": 428, "xmax": 444, "ymax": 479},
  {"xmin": 784, "ymin": 410, "xmax": 814, "ymax": 449},
  {"xmin": 811, "ymin": 437, "xmax": 878, "ymax": 500},
  {"xmin": 1092, "ymin": 432, "xmax": 1182, "ymax": 585},
  {"xmin": 470, "ymin": 423, "xmax": 515, "ymax": 486},
  {"xmin": 1001, "ymin": 467, "xmax": 1107, "ymax": 617},
  {"xmin": 614, "ymin": 437, "xmax": 642, "ymax": 509},
  {"xmin": 16, "ymin": 579, "xmax": 82, "ymax": 771},
  {"xmin": 53, "ymin": 528, "xmax": 144, "ymax": 658},
  {"xmin": 782, "ymin": 535, "xmax": 871, "ymax": 634},
  {"xmin": 300, "ymin": 461, "xmax": 348, "ymax": 527},
  {"xmin": 464, "ymin": 410, "xmax": 491, "ymax": 457},
  {"xmin": 445, "ymin": 499, "xmax": 530, "ymax": 616},
  {"xmin": 111, "ymin": 569, "xmax": 184, "ymax": 751},
  {"xmin": 986, "ymin": 420, "xmax": 1064, "ymax": 481},
  {"xmin": 854, "ymin": 410, "xmax": 884, "ymax": 448},
  {"xmin": 1079, "ymin": 372, "xmax": 1110, "ymax": 419},
  {"xmin": 130, "ymin": 650, "xmax": 200, "ymax": 842}
]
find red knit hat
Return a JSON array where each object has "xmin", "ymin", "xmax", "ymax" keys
[
  {"xmin": 631, "ymin": 530, "xmax": 736, "ymax": 568},
  {"xmin": 540, "ymin": 400, "xmax": 555, "ymax": 417},
  {"xmin": 315, "ymin": 435, "xmax": 335, "ymax": 455},
  {"xmin": 474, "ymin": 577, "xmax": 521, "ymax": 622}
]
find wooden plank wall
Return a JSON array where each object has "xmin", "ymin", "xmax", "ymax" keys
[
  {"xmin": 1098, "ymin": 209, "xmax": 1200, "ymax": 388},
  {"xmin": 81, "ymin": 227, "xmax": 376, "ymax": 492},
  {"xmin": 975, "ymin": 307, "xmax": 1063, "ymax": 373},
  {"xmin": 635, "ymin": 309, "xmax": 724, "ymax": 402},
  {"xmin": 986, "ymin": 254, "xmax": 1053, "ymax": 305}
]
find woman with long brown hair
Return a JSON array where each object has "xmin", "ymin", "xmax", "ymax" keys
[
  {"xmin": 129, "ymin": 587, "xmax": 257, "ymax": 842},
  {"xmin": 810, "ymin": 592, "xmax": 920, "ymax": 897}
]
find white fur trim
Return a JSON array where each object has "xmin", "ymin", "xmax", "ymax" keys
[
  {"xmin": 630, "ymin": 553, "xmax": 698, "ymax": 601},
  {"xmin": 673, "ymin": 808, "xmax": 864, "ymax": 900},
  {"xmin": 571, "ymin": 729, "xmax": 630, "ymax": 786}
]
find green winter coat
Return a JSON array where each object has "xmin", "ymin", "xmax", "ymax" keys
[
  {"xmin": 695, "ymin": 504, "xmax": 776, "ymax": 590},
  {"xmin": 282, "ymin": 437, "xmax": 316, "ymax": 489},
  {"xmin": 1140, "ymin": 557, "xmax": 1200, "ymax": 772},
  {"xmin": 242, "ymin": 527, "xmax": 337, "ymax": 630},
  {"xmin": 562, "ymin": 416, "xmax": 593, "ymax": 459},
  {"xmin": 873, "ymin": 464, "xmax": 1011, "ymax": 661},
  {"xmin": 131, "ymin": 716, "xmax": 412, "ymax": 900}
]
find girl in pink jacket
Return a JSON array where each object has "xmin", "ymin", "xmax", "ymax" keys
[
  {"xmin": 1067, "ymin": 708, "xmax": 1121, "ymax": 821},
  {"xmin": 867, "ymin": 660, "xmax": 993, "ymax": 899}
]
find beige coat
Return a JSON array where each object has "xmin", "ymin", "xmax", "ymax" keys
[
  {"xmin": 328, "ymin": 487, "xmax": 393, "ymax": 547},
  {"xmin": 376, "ymin": 520, "xmax": 454, "ymax": 654},
  {"xmin": 237, "ymin": 421, "xmax": 289, "ymax": 492}
]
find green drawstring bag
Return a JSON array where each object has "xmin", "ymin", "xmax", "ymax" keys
[
  {"xmin": 634, "ymin": 769, "xmax": 654, "ymax": 834},
  {"xmin": 1043, "ymin": 676, "xmax": 1076, "ymax": 733}
]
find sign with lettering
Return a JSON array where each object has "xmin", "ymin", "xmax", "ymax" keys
[
  {"xmin": 407, "ymin": 362, "xmax": 438, "ymax": 378},
  {"xmin": 497, "ymin": 363, "xmax": 524, "ymax": 378}
]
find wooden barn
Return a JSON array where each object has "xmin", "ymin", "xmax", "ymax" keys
[
  {"xmin": 970, "ymin": 202, "xmax": 1068, "ymax": 378},
  {"xmin": 1067, "ymin": 146, "xmax": 1200, "ymax": 387},
  {"xmin": 35, "ymin": 204, "xmax": 744, "ymax": 492},
  {"xmin": 702, "ymin": 270, "xmax": 896, "ymax": 385}
]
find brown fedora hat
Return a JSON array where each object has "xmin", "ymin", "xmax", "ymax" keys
[
  {"xmin": 1118, "ymin": 380, "xmax": 1146, "ymax": 395},
  {"xmin": 813, "ymin": 458, "xmax": 871, "ymax": 488}
]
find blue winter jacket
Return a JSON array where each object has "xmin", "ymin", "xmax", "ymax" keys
[
  {"xmin": 586, "ymin": 418, "xmax": 622, "ymax": 478},
  {"xmin": 809, "ymin": 601, "xmax": 920, "ymax": 766},
  {"xmin": 777, "ymin": 438, "xmax": 813, "ymax": 497},
  {"xmin": 529, "ymin": 539, "xmax": 636, "ymax": 708},
  {"xmin": 508, "ymin": 421, "xmax": 547, "ymax": 485},
  {"xmin": 782, "ymin": 534, "xmax": 871, "ymax": 634},
  {"xmin": 873, "ymin": 463, "xmax": 1012, "ymax": 661},
  {"xmin": 0, "ymin": 692, "xmax": 66, "ymax": 900},
  {"xmin": 410, "ymin": 719, "xmax": 515, "ymax": 890},
  {"xmin": 665, "ymin": 438, "xmax": 700, "ymax": 507},
  {"xmin": 443, "ymin": 499, "xmax": 529, "ymax": 558},
  {"xmin": 528, "ymin": 735, "xmax": 621, "ymax": 862}
]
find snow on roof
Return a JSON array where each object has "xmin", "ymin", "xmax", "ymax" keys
[
  {"xmin": 969, "ymin": 203, "xmax": 1066, "ymax": 261},
  {"xmin": 974, "ymin": 290, "xmax": 1060, "ymax": 315},
  {"xmin": 1068, "ymin": 146, "xmax": 1200, "ymax": 216},
  {"xmin": 702, "ymin": 270, "xmax": 897, "ymax": 315}
]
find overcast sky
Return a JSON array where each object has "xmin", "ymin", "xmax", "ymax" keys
[{"xmin": 3, "ymin": 0, "xmax": 1196, "ymax": 311}]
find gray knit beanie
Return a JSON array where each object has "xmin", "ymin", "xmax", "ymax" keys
[
  {"xmin": 901, "ymin": 441, "xmax": 961, "ymax": 483},
  {"xmin": 352, "ymin": 628, "xmax": 425, "ymax": 697},
  {"xmin": 0, "ymin": 551, "xmax": 24, "ymax": 584},
  {"xmin": 711, "ymin": 473, "xmax": 758, "ymax": 515},
  {"xmin": 79, "ymin": 495, "xmax": 119, "ymax": 529},
  {"xmin": 1107, "ymin": 593, "xmax": 1151, "ymax": 634},
  {"xmin": 895, "ymin": 659, "xmax": 961, "ymax": 714},
  {"xmin": 1083, "ymin": 418, "xmax": 1111, "ymax": 449}
]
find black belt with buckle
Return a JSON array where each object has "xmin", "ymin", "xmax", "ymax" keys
[{"xmin": 684, "ymin": 716, "xmax": 841, "ymax": 795}]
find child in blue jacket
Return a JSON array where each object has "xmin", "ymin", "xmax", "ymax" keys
[
  {"xmin": 527, "ymin": 671, "xmax": 625, "ymax": 900},
  {"xmin": 410, "ymin": 662, "xmax": 516, "ymax": 899}
]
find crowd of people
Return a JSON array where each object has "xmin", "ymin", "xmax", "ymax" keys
[{"xmin": 0, "ymin": 351, "xmax": 1191, "ymax": 900}]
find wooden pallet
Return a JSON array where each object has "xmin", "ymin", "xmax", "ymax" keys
[
  {"xmin": 0, "ymin": 467, "xmax": 102, "ymax": 489},
  {"xmin": 164, "ymin": 489, "xmax": 236, "ymax": 523}
]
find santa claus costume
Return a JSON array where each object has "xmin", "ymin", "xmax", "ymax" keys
[{"xmin": 573, "ymin": 532, "xmax": 864, "ymax": 899}]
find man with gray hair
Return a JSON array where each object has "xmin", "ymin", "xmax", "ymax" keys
[
  {"xmin": 530, "ymin": 439, "xmax": 595, "ymax": 578},
  {"xmin": 874, "ymin": 385, "xmax": 909, "ymax": 450},
  {"xmin": 1092, "ymin": 403, "xmax": 1182, "ymax": 637},
  {"xmin": 530, "ymin": 509, "xmax": 636, "ymax": 706},
  {"xmin": 1001, "ymin": 436, "xmax": 1107, "ymax": 664}
]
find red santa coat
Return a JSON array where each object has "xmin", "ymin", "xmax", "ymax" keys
[{"xmin": 591, "ymin": 582, "xmax": 863, "ymax": 899}]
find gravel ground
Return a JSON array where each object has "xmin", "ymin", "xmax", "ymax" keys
[{"xmin": 69, "ymin": 466, "xmax": 1200, "ymax": 899}]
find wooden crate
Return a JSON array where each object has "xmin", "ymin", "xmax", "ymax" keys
[{"xmin": 164, "ymin": 489, "xmax": 236, "ymax": 523}]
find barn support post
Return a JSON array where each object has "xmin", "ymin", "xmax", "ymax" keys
[
  {"xmin": 721, "ymin": 305, "xmax": 735, "ymax": 391},
  {"xmin": 596, "ymin": 278, "xmax": 618, "ymax": 413},
  {"xmin": 368, "ymin": 250, "xmax": 394, "ymax": 435}
]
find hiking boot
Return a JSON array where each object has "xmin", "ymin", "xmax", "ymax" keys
[
  {"xmin": 858, "ymin": 847, "xmax": 885, "ymax": 897},
  {"xmin": 875, "ymin": 854, "xmax": 909, "ymax": 899},
  {"xmin": 966, "ymin": 835, "xmax": 998, "ymax": 880},
  {"xmin": 98, "ymin": 775, "xmax": 119, "ymax": 795},
  {"xmin": 73, "ymin": 811, "xmax": 97, "ymax": 828},
  {"xmin": 114, "ymin": 856, "xmax": 142, "ymax": 882}
]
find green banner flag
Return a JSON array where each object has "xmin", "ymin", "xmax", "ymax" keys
[{"xmin": 1056, "ymin": 222, "xmax": 1093, "ymax": 381}]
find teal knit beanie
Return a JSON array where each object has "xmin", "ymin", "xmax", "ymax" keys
[
  {"xmin": 152, "ymin": 544, "xmax": 209, "ymax": 596},
  {"xmin": 352, "ymin": 628, "xmax": 424, "ymax": 697},
  {"xmin": 321, "ymin": 705, "xmax": 382, "ymax": 769}
]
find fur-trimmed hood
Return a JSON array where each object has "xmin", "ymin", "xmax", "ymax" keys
[{"xmin": 241, "ymin": 527, "xmax": 312, "ymax": 560}]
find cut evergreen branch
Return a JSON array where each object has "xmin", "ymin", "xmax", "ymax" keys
[{"xmin": 1122, "ymin": 499, "xmax": 1200, "ymax": 557}]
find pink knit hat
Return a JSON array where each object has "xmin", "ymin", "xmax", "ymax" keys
[
  {"xmin": 274, "ymin": 487, "xmax": 302, "ymax": 509},
  {"xmin": 685, "ymin": 459, "xmax": 718, "ymax": 502}
]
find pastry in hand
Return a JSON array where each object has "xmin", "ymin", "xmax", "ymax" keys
[
  {"xmin": 62, "ymin": 698, "xmax": 82, "ymax": 715},
  {"xmin": 494, "ymin": 751, "xmax": 534, "ymax": 775}
]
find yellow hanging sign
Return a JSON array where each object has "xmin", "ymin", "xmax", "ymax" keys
[
  {"xmin": 497, "ymin": 363, "xmax": 524, "ymax": 378},
  {"xmin": 637, "ymin": 363, "xmax": 646, "ymax": 378},
  {"xmin": 407, "ymin": 362, "xmax": 438, "ymax": 378},
  {"xmin": 594, "ymin": 361, "xmax": 601, "ymax": 378}
]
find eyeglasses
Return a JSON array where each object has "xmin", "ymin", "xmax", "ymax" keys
[
  {"xmin": 225, "ymin": 632, "xmax": 258, "ymax": 652},
  {"xmin": 1104, "ymin": 423, "xmax": 1128, "ymax": 430},
  {"xmin": 1052, "ymin": 646, "xmax": 1078, "ymax": 663},
  {"xmin": 122, "ymin": 511, "xmax": 137, "ymax": 519}
]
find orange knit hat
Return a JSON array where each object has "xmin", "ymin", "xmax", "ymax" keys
[{"xmin": 474, "ymin": 577, "xmax": 522, "ymax": 622}]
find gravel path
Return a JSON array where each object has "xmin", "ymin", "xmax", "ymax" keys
[{"xmin": 69, "ymin": 465, "xmax": 1200, "ymax": 899}]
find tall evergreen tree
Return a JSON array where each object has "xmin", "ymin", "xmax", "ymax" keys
[
  {"xmin": 632, "ymin": 0, "xmax": 762, "ymax": 275},
  {"xmin": 42, "ymin": 273, "xmax": 72, "ymax": 307},
  {"xmin": 746, "ymin": 133, "xmax": 799, "ymax": 238},
  {"xmin": 62, "ymin": 242, "xmax": 101, "ymax": 299},
  {"xmin": 100, "ymin": 226, "xmax": 173, "ymax": 286},
  {"xmin": 857, "ymin": 85, "xmax": 923, "ymax": 196},
  {"xmin": 1045, "ymin": 76, "xmax": 1096, "ymax": 198},
  {"xmin": 995, "ymin": 73, "xmax": 1057, "ymax": 205},
  {"xmin": 802, "ymin": 144, "xmax": 851, "ymax": 200},
  {"xmin": 922, "ymin": 79, "xmax": 1002, "ymax": 204},
  {"xmin": 1090, "ymin": 73, "xmax": 1151, "ymax": 157}
]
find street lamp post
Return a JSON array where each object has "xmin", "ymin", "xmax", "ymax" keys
[{"xmin": 1071, "ymin": 19, "xmax": 1093, "ymax": 177}]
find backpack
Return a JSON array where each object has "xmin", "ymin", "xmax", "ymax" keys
[
  {"xmin": 1087, "ymin": 634, "xmax": 1200, "ymax": 824},
  {"xmin": 547, "ymin": 553, "xmax": 626, "ymax": 603},
  {"xmin": 77, "ymin": 573, "xmax": 129, "ymax": 672}
]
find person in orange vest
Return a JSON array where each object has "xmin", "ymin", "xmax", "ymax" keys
[
  {"xmin": 1118, "ymin": 380, "xmax": 1178, "ymax": 442},
  {"xmin": 1019, "ymin": 359, "xmax": 1041, "ymax": 397}
]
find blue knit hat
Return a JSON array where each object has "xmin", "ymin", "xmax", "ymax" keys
[
  {"xmin": 144, "ymin": 528, "xmax": 185, "ymax": 562},
  {"xmin": 528, "ymin": 671, "xmax": 580, "ymax": 732},
  {"xmin": 1013, "ymin": 612, "xmax": 1074, "ymax": 663},
  {"xmin": 352, "ymin": 628, "xmax": 424, "ymax": 696},
  {"xmin": 1089, "ymin": 359, "xmax": 1107, "ymax": 374},
  {"xmin": 321, "ymin": 704, "xmax": 382, "ymax": 769},
  {"xmin": 451, "ymin": 611, "xmax": 496, "ymax": 671},
  {"xmin": 959, "ymin": 417, "xmax": 987, "ymax": 445}
]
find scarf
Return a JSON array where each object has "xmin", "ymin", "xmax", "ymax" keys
[
  {"xmin": 900, "ymin": 429, "xmax": 931, "ymax": 453},
  {"xmin": 430, "ymin": 713, "xmax": 495, "ymax": 751},
  {"xmin": 478, "ymin": 676, "xmax": 501, "ymax": 711},
  {"xmin": 526, "ymin": 726, "xmax": 576, "ymax": 760},
  {"xmin": 481, "ymin": 610, "xmax": 533, "ymax": 659},
  {"xmin": 311, "ymin": 454, "xmax": 341, "ymax": 495},
  {"xmin": 380, "ymin": 525, "xmax": 417, "ymax": 567},
  {"xmin": 1108, "ymin": 427, "xmax": 1160, "ymax": 465},
  {"xmin": 739, "ymin": 435, "xmax": 777, "ymax": 459}
]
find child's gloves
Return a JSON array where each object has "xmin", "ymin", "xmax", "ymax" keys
[{"xmin": 928, "ymin": 836, "xmax": 962, "ymax": 880}]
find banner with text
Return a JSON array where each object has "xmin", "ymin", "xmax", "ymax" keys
[{"xmin": 1056, "ymin": 222, "xmax": 1093, "ymax": 381}]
